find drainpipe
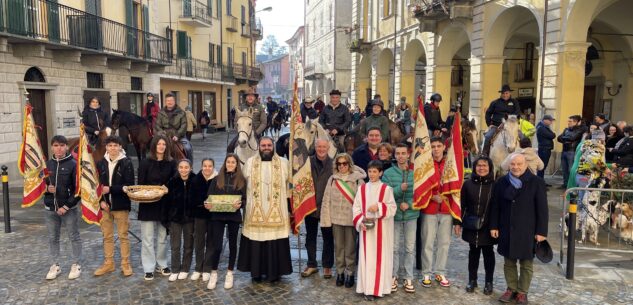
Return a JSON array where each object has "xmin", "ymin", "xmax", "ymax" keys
[
  {"xmin": 538, "ymin": 0, "xmax": 548, "ymax": 112},
  {"xmin": 392, "ymin": 0, "xmax": 397, "ymax": 111}
]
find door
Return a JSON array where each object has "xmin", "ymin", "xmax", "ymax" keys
[
  {"xmin": 204, "ymin": 92, "xmax": 216, "ymax": 120},
  {"xmin": 28, "ymin": 89, "xmax": 49, "ymax": 158},
  {"xmin": 582, "ymin": 85, "xmax": 597, "ymax": 123},
  {"xmin": 189, "ymin": 91, "xmax": 202, "ymax": 131}
]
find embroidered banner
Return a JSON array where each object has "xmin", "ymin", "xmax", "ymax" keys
[
  {"xmin": 412, "ymin": 98, "xmax": 438, "ymax": 209},
  {"xmin": 76, "ymin": 124, "xmax": 103, "ymax": 224},
  {"xmin": 440, "ymin": 113, "xmax": 464, "ymax": 221},
  {"xmin": 18, "ymin": 104, "xmax": 48, "ymax": 208}
]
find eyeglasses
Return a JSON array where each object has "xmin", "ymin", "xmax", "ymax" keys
[{"xmin": 336, "ymin": 162, "xmax": 349, "ymax": 166}]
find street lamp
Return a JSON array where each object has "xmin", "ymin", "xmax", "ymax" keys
[{"xmin": 257, "ymin": 6, "xmax": 272, "ymax": 13}]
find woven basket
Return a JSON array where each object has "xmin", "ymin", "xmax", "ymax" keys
[{"xmin": 124, "ymin": 185, "xmax": 169, "ymax": 203}]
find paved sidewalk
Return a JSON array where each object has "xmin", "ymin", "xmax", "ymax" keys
[{"xmin": 0, "ymin": 130, "xmax": 632, "ymax": 304}]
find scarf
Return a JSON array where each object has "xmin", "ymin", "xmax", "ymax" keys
[{"xmin": 507, "ymin": 173, "xmax": 522, "ymax": 189}]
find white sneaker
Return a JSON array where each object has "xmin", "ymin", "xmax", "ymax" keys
[
  {"xmin": 190, "ymin": 272, "xmax": 201, "ymax": 280},
  {"xmin": 207, "ymin": 271, "xmax": 218, "ymax": 290},
  {"xmin": 202, "ymin": 272, "xmax": 211, "ymax": 282},
  {"xmin": 224, "ymin": 271, "xmax": 234, "ymax": 289},
  {"xmin": 168, "ymin": 273, "xmax": 178, "ymax": 282},
  {"xmin": 177, "ymin": 272, "xmax": 188, "ymax": 280},
  {"xmin": 68, "ymin": 264, "xmax": 81, "ymax": 280},
  {"xmin": 46, "ymin": 264, "xmax": 61, "ymax": 280}
]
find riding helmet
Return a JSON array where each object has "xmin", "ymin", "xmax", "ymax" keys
[{"xmin": 430, "ymin": 93, "xmax": 442, "ymax": 102}]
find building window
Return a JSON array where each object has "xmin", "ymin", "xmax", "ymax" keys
[
  {"xmin": 217, "ymin": 45, "xmax": 222, "ymax": 66},
  {"xmin": 87, "ymin": 72, "xmax": 104, "ymax": 89},
  {"xmin": 131, "ymin": 77, "xmax": 142, "ymax": 91},
  {"xmin": 228, "ymin": 47, "xmax": 233, "ymax": 65},
  {"xmin": 209, "ymin": 43, "xmax": 215, "ymax": 65},
  {"xmin": 242, "ymin": 52, "xmax": 246, "ymax": 65},
  {"xmin": 226, "ymin": 0, "xmax": 232, "ymax": 16},
  {"xmin": 217, "ymin": 0, "xmax": 221, "ymax": 17}
]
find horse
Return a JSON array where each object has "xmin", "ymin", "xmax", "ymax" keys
[
  {"xmin": 275, "ymin": 119, "xmax": 337, "ymax": 159},
  {"xmin": 68, "ymin": 117, "xmax": 110, "ymax": 163},
  {"xmin": 489, "ymin": 115, "xmax": 520, "ymax": 176},
  {"xmin": 111, "ymin": 110, "xmax": 152, "ymax": 161},
  {"xmin": 266, "ymin": 110, "xmax": 286, "ymax": 141},
  {"xmin": 234, "ymin": 108, "xmax": 259, "ymax": 164},
  {"xmin": 343, "ymin": 119, "xmax": 408, "ymax": 155}
]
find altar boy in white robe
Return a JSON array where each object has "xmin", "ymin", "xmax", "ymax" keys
[{"xmin": 353, "ymin": 160, "xmax": 397, "ymax": 301}]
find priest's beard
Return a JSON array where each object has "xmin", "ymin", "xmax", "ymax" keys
[{"xmin": 260, "ymin": 150, "xmax": 273, "ymax": 161}]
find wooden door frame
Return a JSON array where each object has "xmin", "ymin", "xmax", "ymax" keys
[{"xmin": 18, "ymin": 81, "xmax": 58, "ymax": 149}]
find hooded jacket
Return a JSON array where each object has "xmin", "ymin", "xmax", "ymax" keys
[
  {"xmin": 191, "ymin": 170, "xmax": 218, "ymax": 219},
  {"xmin": 82, "ymin": 106, "xmax": 111, "ymax": 135},
  {"xmin": 381, "ymin": 162, "xmax": 417, "ymax": 222},
  {"xmin": 44, "ymin": 153, "xmax": 79, "ymax": 211},
  {"xmin": 320, "ymin": 165, "xmax": 367, "ymax": 227},
  {"xmin": 155, "ymin": 106, "xmax": 187, "ymax": 139},
  {"xmin": 97, "ymin": 150, "xmax": 135, "ymax": 211},
  {"xmin": 460, "ymin": 157, "xmax": 497, "ymax": 247}
]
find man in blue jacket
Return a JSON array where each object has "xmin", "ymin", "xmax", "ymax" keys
[
  {"xmin": 44, "ymin": 135, "xmax": 82, "ymax": 280},
  {"xmin": 536, "ymin": 114, "xmax": 556, "ymax": 180},
  {"xmin": 382, "ymin": 143, "xmax": 417, "ymax": 293}
]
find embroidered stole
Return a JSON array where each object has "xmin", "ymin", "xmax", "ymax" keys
[{"xmin": 249, "ymin": 155, "xmax": 284, "ymax": 227}]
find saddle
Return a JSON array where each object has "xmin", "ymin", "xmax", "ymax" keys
[{"xmin": 396, "ymin": 121, "xmax": 407, "ymax": 135}]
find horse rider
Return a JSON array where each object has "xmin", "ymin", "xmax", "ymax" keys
[
  {"xmin": 319, "ymin": 89, "xmax": 351, "ymax": 152},
  {"xmin": 265, "ymin": 96, "xmax": 279, "ymax": 131},
  {"xmin": 395, "ymin": 97, "xmax": 412, "ymax": 135},
  {"xmin": 482, "ymin": 84, "xmax": 522, "ymax": 156},
  {"xmin": 300, "ymin": 96, "xmax": 318, "ymax": 122},
  {"xmin": 227, "ymin": 90, "xmax": 267, "ymax": 152},
  {"xmin": 360, "ymin": 99, "xmax": 390, "ymax": 141},
  {"xmin": 314, "ymin": 95, "xmax": 326, "ymax": 115},
  {"xmin": 424, "ymin": 93, "xmax": 446, "ymax": 137},
  {"xmin": 154, "ymin": 92, "xmax": 193, "ymax": 161},
  {"xmin": 143, "ymin": 92, "xmax": 160, "ymax": 133},
  {"xmin": 82, "ymin": 96, "xmax": 112, "ymax": 146}
]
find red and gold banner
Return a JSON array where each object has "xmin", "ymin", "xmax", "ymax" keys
[
  {"xmin": 412, "ymin": 100, "xmax": 438, "ymax": 210},
  {"xmin": 440, "ymin": 113, "xmax": 464, "ymax": 221},
  {"xmin": 289, "ymin": 75, "xmax": 317, "ymax": 234},
  {"xmin": 18, "ymin": 104, "xmax": 48, "ymax": 208},
  {"xmin": 76, "ymin": 124, "xmax": 103, "ymax": 224}
]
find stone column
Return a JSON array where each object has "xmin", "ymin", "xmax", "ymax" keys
[
  {"xmin": 433, "ymin": 64, "xmax": 453, "ymax": 116},
  {"xmin": 474, "ymin": 56, "xmax": 504, "ymax": 130}
]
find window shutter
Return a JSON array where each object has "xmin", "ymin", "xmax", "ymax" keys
[
  {"xmin": 207, "ymin": 0, "xmax": 212, "ymax": 16},
  {"xmin": 143, "ymin": 5, "xmax": 150, "ymax": 58},
  {"xmin": 177, "ymin": 31, "xmax": 187, "ymax": 59},
  {"xmin": 47, "ymin": 0, "xmax": 60, "ymax": 42},
  {"xmin": 125, "ymin": 0, "xmax": 135, "ymax": 56}
]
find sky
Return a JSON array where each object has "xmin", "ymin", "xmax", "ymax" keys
[{"xmin": 254, "ymin": 0, "xmax": 305, "ymax": 53}]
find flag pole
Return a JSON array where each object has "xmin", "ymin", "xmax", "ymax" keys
[{"xmin": 289, "ymin": 73, "xmax": 303, "ymax": 273}]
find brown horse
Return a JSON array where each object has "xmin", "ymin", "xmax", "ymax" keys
[
  {"xmin": 67, "ymin": 117, "xmax": 109, "ymax": 163},
  {"xmin": 111, "ymin": 110, "xmax": 153, "ymax": 160}
]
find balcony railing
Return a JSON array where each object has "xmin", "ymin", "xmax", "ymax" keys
[
  {"xmin": 0, "ymin": 0, "xmax": 171, "ymax": 64},
  {"xmin": 409, "ymin": 0, "xmax": 472, "ymax": 20},
  {"xmin": 225, "ymin": 15, "xmax": 238, "ymax": 32},
  {"xmin": 181, "ymin": 0, "xmax": 212, "ymax": 26},
  {"xmin": 251, "ymin": 17, "xmax": 263, "ymax": 40},
  {"xmin": 233, "ymin": 62, "xmax": 246, "ymax": 79},
  {"xmin": 221, "ymin": 64, "xmax": 234, "ymax": 82},
  {"xmin": 241, "ymin": 22, "xmax": 250, "ymax": 37},
  {"xmin": 164, "ymin": 58, "xmax": 221, "ymax": 81},
  {"xmin": 248, "ymin": 66, "xmax": 262, "ymax": 81}
]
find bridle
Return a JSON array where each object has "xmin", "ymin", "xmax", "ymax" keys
[
  {"xmin": 501, "ymin": 125, "xmax": 518, "ymax": 153},
  {"xmin": 237, "ymin": 115, "xmax": 259, "ymax": 151}
]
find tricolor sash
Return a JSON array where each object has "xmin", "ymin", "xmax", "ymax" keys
[{"xmin": 334, "ymin": 179, "xmax": 355, "ymax": 205}]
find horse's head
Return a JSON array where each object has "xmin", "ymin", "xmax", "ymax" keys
[
  {"xmin": 503, "ymin": 115, "xmax": 520, "ymax": 151},
  {"xmin": 111, "ymin": 109, "xmax": 121, "ymax": 130},
  {"xmin": 462, "ymin": 118, "xmax": 479, "ymax": 155},
  {"xmin": 304, "ymin": 119, "xmax": 318, "ymax": 148},
  {"xmin": 235, "ymin": 108, "xmax": 253, "ymax": 146}
]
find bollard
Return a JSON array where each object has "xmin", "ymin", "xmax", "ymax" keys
[
  {"xmin": 565, "ymin": 192, "xmax": 578, "ymax": 280},
  {"xmin": 2, "ymin": 165, "xmax": 10, "ymax": 234}
]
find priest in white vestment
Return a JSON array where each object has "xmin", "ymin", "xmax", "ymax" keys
[
  {"xmin": 352, "ymin": 160, "xmax": 397, "ymax": 300},
  {"xmin": 237, "ymin": 137, "xmax": 293, "ymax": 282}
]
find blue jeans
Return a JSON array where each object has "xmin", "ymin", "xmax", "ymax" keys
[
  {"xmin": 393, "ymin": 219, "xmax": 417, "ymax": 280},
  {"xmin": 561, "ymin": 151, "xmax": 576, "ymax": 187},
  {"xmin": 141, "ymin": 220, "xmax": 169, "ymax": 273},
  {"xmin": 575, "ymin": 174, "xmax": 590, "ymax": 210},
  {"xmin": 420, "ymin": 214, "xmax": 453, "ymax": 276},
  {"xmin": 44, "ymin": 208, "xmax": 83, "ymax": 265},
  {"xmin": 537, "ymin": 148, "xmax": 551, "ymax": 178}
]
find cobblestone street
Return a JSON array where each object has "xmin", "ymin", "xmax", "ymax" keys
[{"xmin": 1, "ymin": 130, "xmax": 632, "ymax": 305}]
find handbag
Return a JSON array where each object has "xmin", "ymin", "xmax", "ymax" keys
[{"xmin": 462, "ymin": 186, "xmax": 491, "ymax": 231}]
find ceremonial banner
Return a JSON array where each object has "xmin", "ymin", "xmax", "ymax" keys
[
  {"xmin": 289, "ymin": 76, "xmax": 317, "ymax": 234},
  {"xmin": 76, "ymin": 124, "xmax": 103, "ymax": 224},
  {"xmin": 18, "ymin": 104, "xmax": 48, "ymax": 207},
  {"xmin": 440, "ymin": 113, "xmax": 464, "ymax": 221},
  {"xmin": 412, "ymin": 99, "xmax": 438, "ymax": 210}
]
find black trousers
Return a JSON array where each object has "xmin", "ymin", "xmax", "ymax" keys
[
  {"xmin": 209, "ymin": 220, "xmax": 240, "ymax": 271},
  {"xmin": 416, "ymin": 213, "xmax": 423, "ymax": 269},
  {"xmin": 304, "ymin": 216, "xmax": 334, "ymax": 269},
  {"xmin": 170, "ymin": 222, "xmax": 194, "ymax": 273},
  {"xmin": 468, "ymin": 243, "xmax": 496, "ymax": 283},
  {"xmin": 537, "ymin": 148, "xmax": 551, "ymax": 178},
  {"xmin": 192, "ymin": 218, "xmax": 207, "ymax": 272}
]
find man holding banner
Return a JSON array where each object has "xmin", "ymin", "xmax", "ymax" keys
[{"xmin": 43, "ymin": 135, "xmax": 83, "ymax": 280}]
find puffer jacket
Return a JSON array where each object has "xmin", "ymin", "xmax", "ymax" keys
[
  {"xmin": 320, "ymin": 103, "xmax": 351, "ymax": 135},
  {"xmin": 155, "ymin": 106, "xmax": 187, "ymax": 139},
  {"xmin": 381, "ymin": 163, "xmax": 417, "ymax": 222},
  {"xmin": 166, "ymin": 174, "xmax": 195, "ymax": 224},
  {"xmin": 82, "ymin": 106, "xmax": 111, "ymax": 135},
  {"xmin": 460, "ymin": 160, "xmax": 497, "ymax": 247},
  {"xmin": 320, "ymin": 165, "xmax": 367, "ymax": 227},
  {"xmin": 44, "ymin": 153, "xmax": 79, "ymax": 211},
  {"xmin": 97, "ymin": 151, "xmax": 135, "ymax": 211},
  {"xmin": 237, "ymin": 102, "xmax": 267, "ymax": 136}
]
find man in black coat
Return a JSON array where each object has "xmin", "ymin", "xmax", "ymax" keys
[
  {"xmin": 301, "ymin": 139, "xmax": 334, "ymax": 278},
  {"xmin": 95, "ymin": 136, "xmax": 135, "ymax": 277},
  {"xmin": 300, "ymin": 97, "xmax": 318, "ymax": 122},
  {"xmin": 352, "ymin": 127, "xmax": 382, "ymax": 176},
  {"xmin": 556, "ymin": 115, "xmax": 586, "ymax": 188},
  {"xmin": 482, "ymin": 85, "xmax": 521, "ymax": 155},
  {"xmin": 536, "ymin": 114, "xmax": 556, "ymax": 179},
  {"xmin": 320, "ymin": 90, "xmax": 351, "ymax": 152},
  {"xmin": 423, "ymin": 93, "xmax": 446, "ymax": 136},
  {"xmin": 490, "ymin": 153, "xmax": 548, "ymax": 304}
]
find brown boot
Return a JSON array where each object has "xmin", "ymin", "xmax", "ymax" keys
[
  {"xmin": 94, "ymin": 260, "xmax": 115, "ymax": 276},
  {"xmin": 121, "ymin": 260, "xmax": 133, "ymax": 277}
]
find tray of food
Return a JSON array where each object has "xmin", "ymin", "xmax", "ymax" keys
[
  {"xmin": 124, "ymin": 185, "xmax": 169, "ymax": 203},
  {"xmin": 205, "ymin": 195, "xmax": 241, "ymax": 212}
]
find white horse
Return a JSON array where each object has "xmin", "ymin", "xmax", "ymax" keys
[
  {"xmin": 305, "ymin": 118, "xmax": 338, "ymax": 158},
  {"xmin": 489, "ymin": 115, "xmax": 520, "ymax": 176},
  {"xmin": 234, "ymin": 108, "xmax": 259, "ymax": 163}
]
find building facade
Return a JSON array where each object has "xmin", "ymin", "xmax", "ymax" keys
[
  {"xmin": 286, "ymin": 26, "xmax": 305, "ymax": 99},
  {"xmin": 351, "ymin": 0, "xmax": 633, "ymax": 160},
  {"xmin": 258, "ymin": 54, "xmax": 290, "ymax": 101},
  {"xmin": 0, "ymin": 0, "xmax": 171, "ymax": 179},
  {"xmin": 304, "ymin": 0, "xmax": 353, "ymax": 104}
]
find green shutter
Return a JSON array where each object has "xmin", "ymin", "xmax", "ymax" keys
[
  {"xmin": 177, "ymin": 30, "xmax": 187, "ymax": 59},
  {"xmin": 7, "ymin": 0, "xmax": 26, "ymax": 35},
  {"xmin": 47, "ymin": 0, "xmax": 60, "ymax": 42},
  {"xmin": 207, "ymin": 0, "xmax": 212, "ymax": 16},
  {"xmin": 143, "ymin": 5, "xmax": 149, "ymax": 58},
  {"xmin": 125, "ymin": 0, "xmax": 135, "ymax": 56},
  {"xmin": 0, "ymin": 0, "xmax": 4, "ymax": 32}
]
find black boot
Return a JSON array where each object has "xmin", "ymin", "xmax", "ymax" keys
[
  {"xmin": 336, "ymin": 274, "xmax": 345, "ymax": 287},
  {"xmin": 483, "ymin": 282, "xmax": 493, "ymax": 295},
  {"xmin": 466, "ymin": 280, "xmax": 477, "ymax": 293},
  {"xmin": 345, "ymin": 275, "xmax": 355, "ymax": 288}
]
